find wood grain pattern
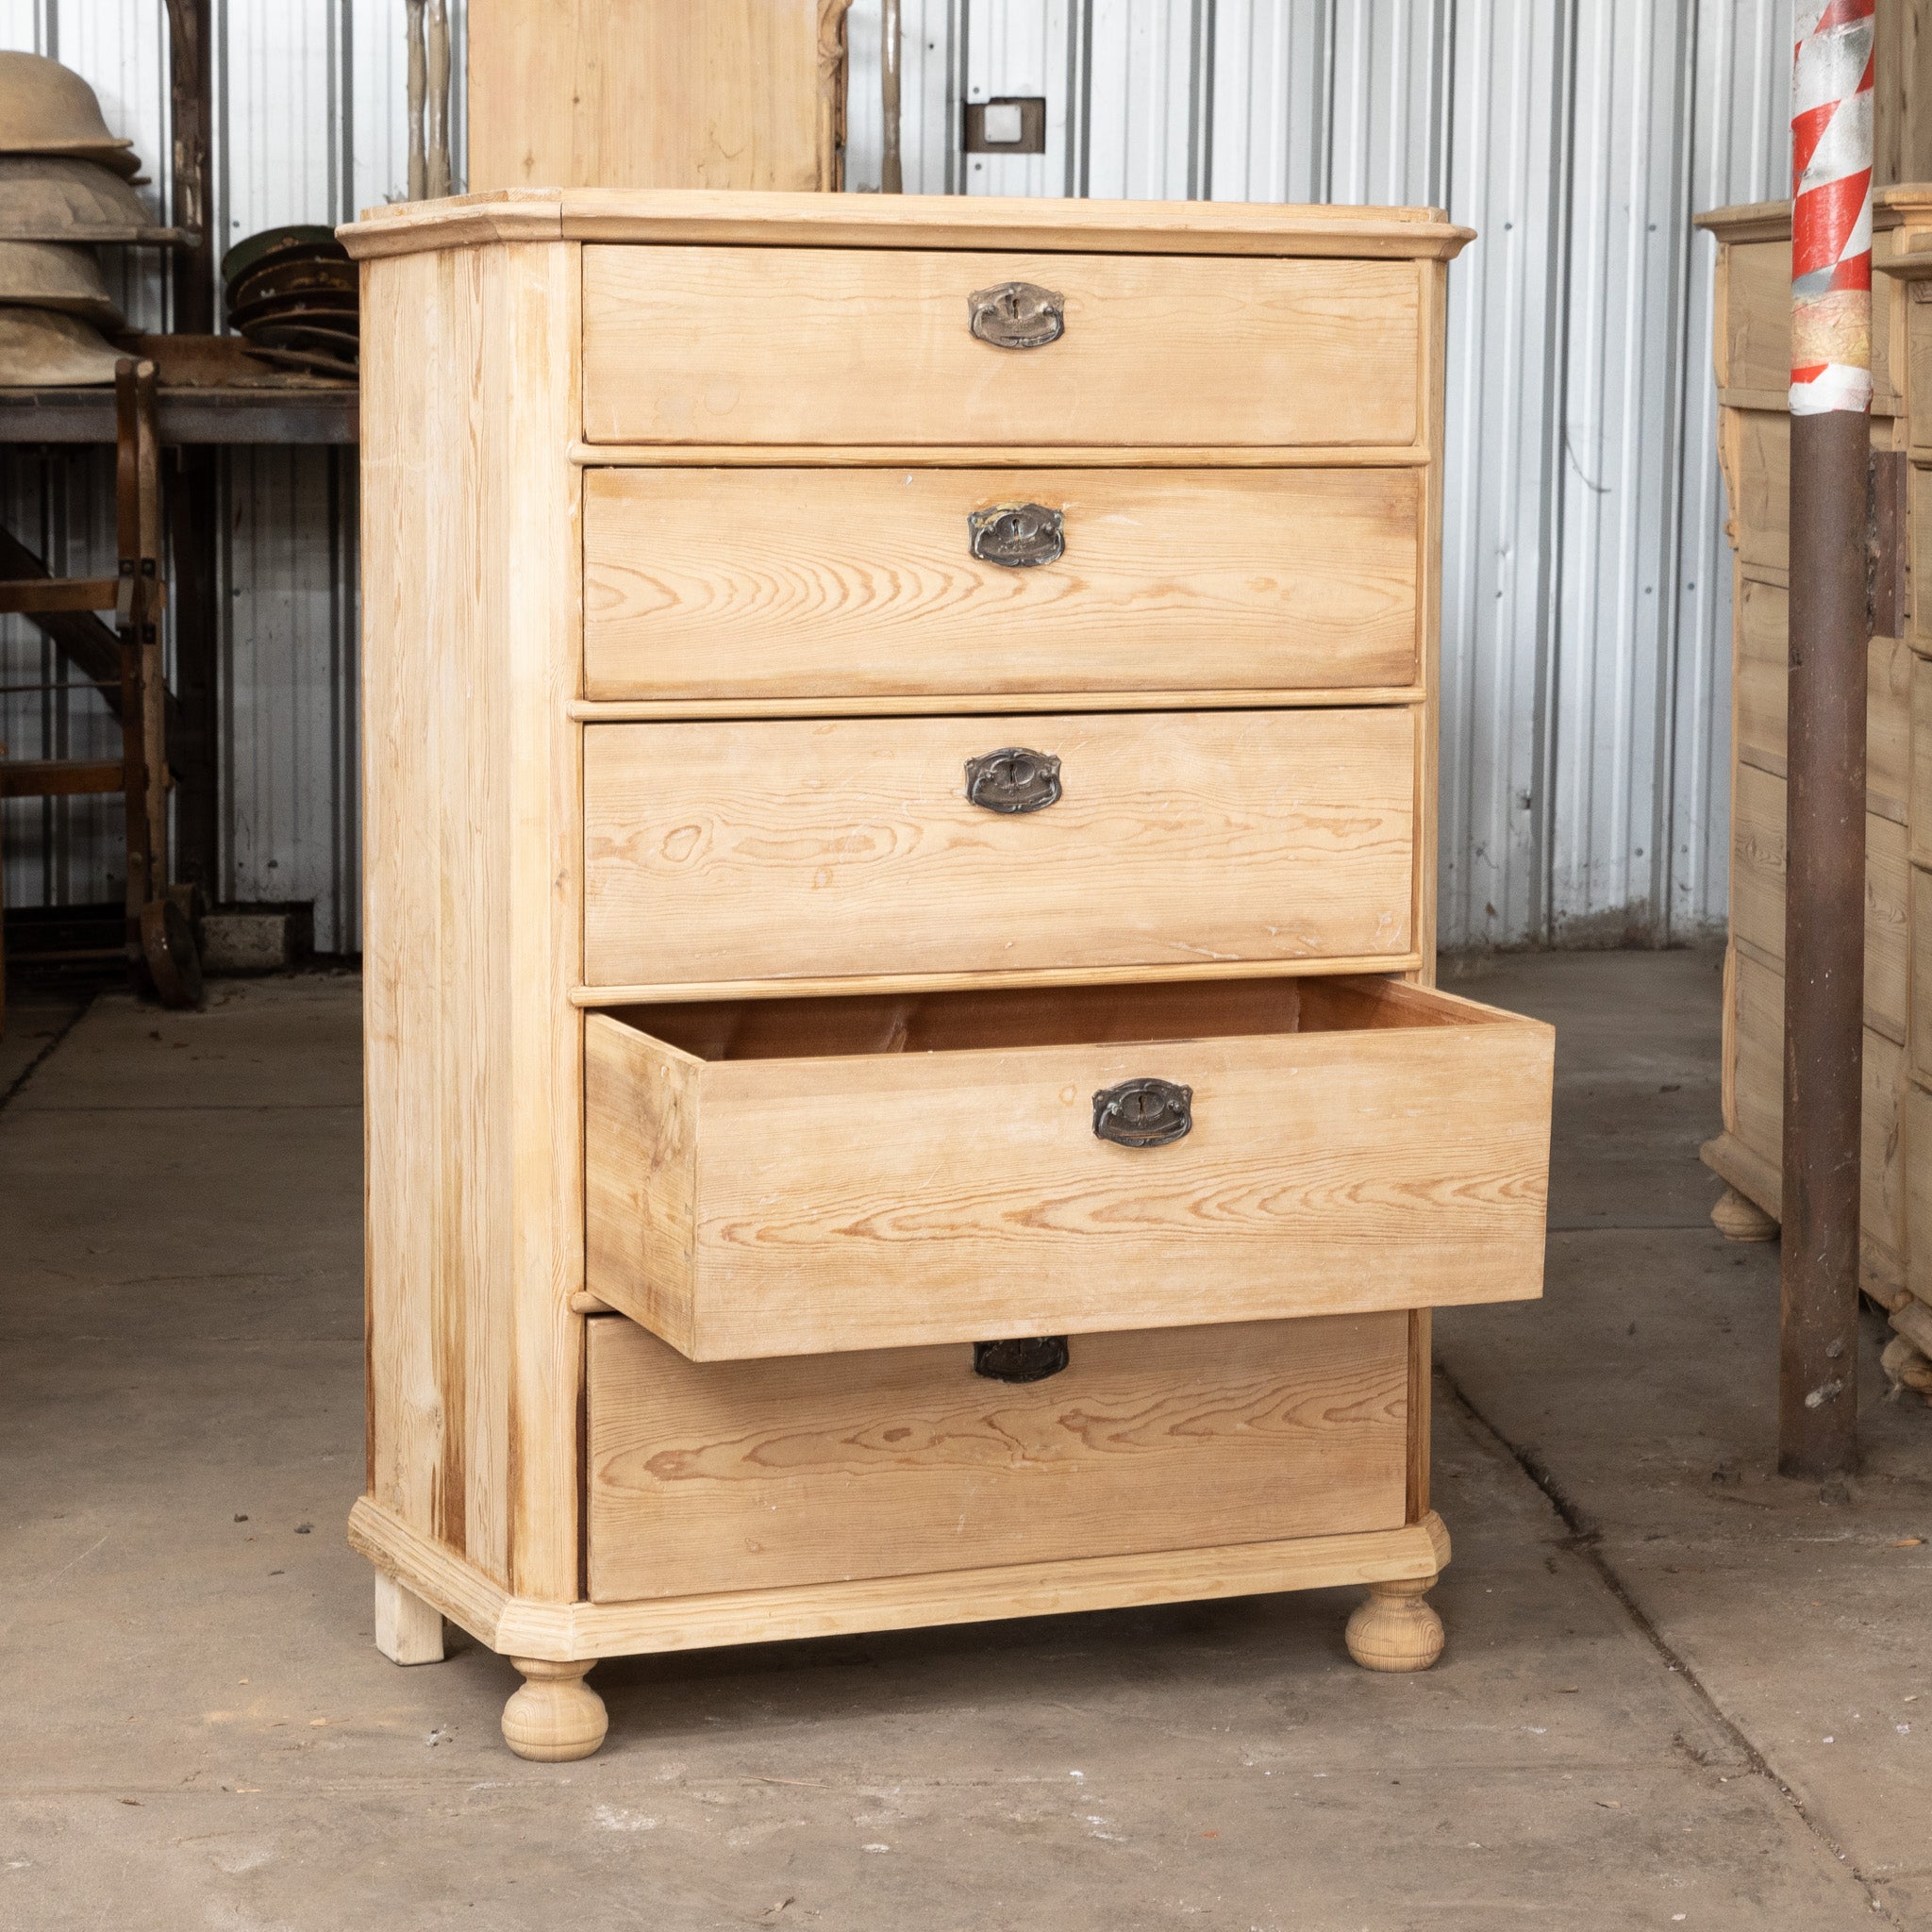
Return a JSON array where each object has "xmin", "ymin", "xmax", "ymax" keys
[
  {"xmin": 584, "ymin": 1313, "xmax": 1410, "ymax": 1601},
  {"xmin": 573, "ymin": 951, "xmax": 1428, "ymax": 1008},
  {"xmin": 581, "ymin": 466, "xmax": 1422, "ymax": 700},
  {"xmin": 350, "ymin": 1492, "xmax": 1452, "ymax": 1662},
  {"xmin": 569, "ymin": 441, "xmax": 1434, "ymax": 470},
  {"xmin": 582, "ymin": 975, "xmax": 1551, "ymax": 1358},
  {"xmin": 1728, "ymin": 946, "xmax": 1907, "ymax": 1260},
  {"xmin": 1729, "ymin": 760, "xmax": 1908, "ymax": 1041},
  {"xmin": 1732, "ymin": 570, "xmax": 1907, "ymax": 819},
  {"xmin": 580, "ymin": 246, "xmax": 1423, "ymax": 448},
  {"xmin": 583, "ymin": 708, "xmax": 1417, "ymax": 989},
  {"xmin": 360, "ymin": 237, "xmax": 583, "ymax": 1601},
  {"xmin": 1913, "ymin": 864, "xmax": 1932, "ymax": 1088},
  {"xmin": 1724, "ymin": 237, "xmax": 1897, "ymax": 403},
  {"xmin": 569, "ymin": 687, "xmax": 1426, "ymax": 724},
  {"xmin": 467, "ymin": 0, "xmax": 851, "ymax": 195}
]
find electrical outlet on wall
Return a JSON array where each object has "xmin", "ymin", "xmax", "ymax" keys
[{"xmin": 963, "ymin": 97, "xmax": 1047, "ymax": 155}]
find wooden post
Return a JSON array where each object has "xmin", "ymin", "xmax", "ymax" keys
[
  {"xmin": 880, "ymin": 0, "xmax": 903, "ymax": 193},
  {"xmin": 165, "ymin": 0, "xmax": 220, "ymax": 906},
  {"xmin": 1780, "ymin": 1, "xmax": 1874, "ymax": 1480}
]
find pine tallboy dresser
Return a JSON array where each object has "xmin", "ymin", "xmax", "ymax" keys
[{"xmin": 341, "ymin": 188, "xmax": 1553, "ymax": 1760}]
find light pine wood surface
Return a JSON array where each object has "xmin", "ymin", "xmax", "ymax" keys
[
  {"xmin": 359, "ymin": 238, "xmax": 584, "ymax": 1604},
  {"xmin": 580, "ymin": 246, "xmax": 1424, "ymax": 448},
  {"xmin": 467, "ymin": 1, "xmax": 852, "ymax": 195},
  {"xmin": 351, "ymin": 1492, "xmax": 1453, "ymax": 1662},
  {"xmin": 345, "ymin": 188, "xmax": 1473, "ymax": 263},
  {"xmin": 584, "ymin": 1313, "xmax": 1409, "ymax": 1601},
  {"xmin": 582, "ymin": 708, "xmax": 1418, "ymax": 989},
  {"xmin": 348, "ymin": 195, "xmax": 1499, "ymax": 1742},
  {"xmin": 1728, "ymin": 760, "xmax": 1908, "ymax": 1042},
  {"xmin": 583, "ymin": 977, "xmax": 1552, "ymax": 1358},
  {"xmin": 582, "ymin": 465, "xmax": 1423, "ymax": 700}
]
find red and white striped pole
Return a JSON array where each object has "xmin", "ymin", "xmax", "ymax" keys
[{"xmin": 1780, "ymin": 0, "xmax": 1874, "ymax": 1481}]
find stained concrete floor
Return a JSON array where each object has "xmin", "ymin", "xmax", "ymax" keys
[{"xmin": 1, "ymin": 949, "xmax": 1927, "ymax": 1930}]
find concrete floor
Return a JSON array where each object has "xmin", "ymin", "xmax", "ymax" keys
[{"xmin": 1, "ymin": 950, "xmax": 1927, "ymax": 1929}]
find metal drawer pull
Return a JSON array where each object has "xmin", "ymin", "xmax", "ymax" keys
[
  {"xmin": 965, "ymin": 746, "xmax": 1061, "ymax": 814},
  {"xmin": 968, "ymin": 279, "xmax": 1064, "ymax": 349},
  {"xmin": 1093, "ymin": 1077, "xmax": 1193, "ymax": 1148},
  {"xmin": 974, "ymin": 1336, "xmax": 1070, "ymax": 1383},
  {"xmin": 968, "ymin": 503, "xmax": 1064, "ymax": 568}
]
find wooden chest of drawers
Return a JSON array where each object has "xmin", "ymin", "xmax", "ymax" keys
[{"xmin": 341, "ymin": 188, "xmax": 1551, "ymax": 1761}]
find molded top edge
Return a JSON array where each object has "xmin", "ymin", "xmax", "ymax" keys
[
  {"xmin": 1696, "ymin": 185, "xmax": 1932, "ymax": 241},
  {"xmin": 339, "ymin": 187, "xmax": 1474, "ymax": 262}
]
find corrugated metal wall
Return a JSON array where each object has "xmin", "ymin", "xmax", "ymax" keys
[
  {"xmin": 0, "ymin": 0, "xmax": 466, "ymax": 954},
  {"xmin": 4, "ymin": 1, "xmax": 1792, "ymax": 953}
]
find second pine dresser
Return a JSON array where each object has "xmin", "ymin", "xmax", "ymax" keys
[{"xmin": 343, "ymin": 188, "xmax": 1553, "ymax": 1760}]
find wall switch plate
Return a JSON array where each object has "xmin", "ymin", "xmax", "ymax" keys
[{"xmin": 963, "ymin": 97, "xmax": 1047, "ymax": 154}]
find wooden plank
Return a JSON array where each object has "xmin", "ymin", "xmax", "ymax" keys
[
  {"xmin": 359, "ymin": 238, "xmax": 583, "ymax": 1601},
  {"xmin": 583, "ymin": 1016, "xmax": 698, "ymax": 1357},
  {"xmin": 349, "ymin": 1491, "xmax": 1452, "ymax": 1663},
  {"xmin": 583, "ymin": 978, "xmax": 1550, "ymax": 1357},
  {"xmin": 1914, "ymin": 864, "xmax": 1932, "ymax": 1088},
  {"xmin": 1728, "ymin": 763, "xmax": 1907, "ymax": 1041},
  {"xmin": 570, "ymin": 687, "xmax": 1428, "ymax": 723},
  {"xmin": 1722, "ymin": 237, "xmax": 1896, "ymax": 404},
  {"xmin": 467, "ymin": 0, "xmax": 850, "ymax": 195},
  {"xmin": 0, "ymin": 758, "xmax": 123, "ymax": 799},
  {"xmin": 575, "ymin": 950, "xmax": 1428, "ymax": 1008},
  {"xmin": 1727, "ymin": 946, "xmax": 1907, "ymax": 1258},
  {"xmin": 346, "ymin": 189, "xmax": 1473, "ymax": 264},
  {"xmin": 1732, "ymin": 410, "xmax": 1788, "ymax": 572},
  {"xmin": 569, "ymin": 441, "xmax": 1434, "ymax": 470},
  {"xmin": 1733, "ymin": 571, "xmax": 1908, "ymax": 819},
  {"xmin": 581, "ymin": 246, "xmax": 1423, "ymax": 449},
  {"xmin": 585, "ymin": 1314, "xmax": 1410, "ymax": 1602},
  {"xmin": 582, "ymin": 708, "xmax": 1417, "ymax": 989},
  {"xmin": 582, "ymin": 465, "xmax": 1423, "ymax": 700}
]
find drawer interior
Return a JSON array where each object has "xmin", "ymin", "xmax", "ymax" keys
[{"xmin": 625, "ymin": 972, "xmax": 1472, "ymax": 1063}]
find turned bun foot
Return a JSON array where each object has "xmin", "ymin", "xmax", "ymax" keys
[
  {"xmin": 1346, "ymin": 1574, "xmax": 1445, "ymax": 1673},
  {"xmin": 1710, "ymin": 1185, "xmax": 1778, "ymax": 1242},
  {"xmin": 502, "ymin": 1658, "xmax": 608, "ymax": 1761}
]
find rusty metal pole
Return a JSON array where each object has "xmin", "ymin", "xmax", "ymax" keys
[
  {"xmin": 1781, "ymin": 1, "xmax": 1874, "ymax": 1480},
  {"xmin": 881, "ymin": 0, "xmax": 904, "ymax": 194}
]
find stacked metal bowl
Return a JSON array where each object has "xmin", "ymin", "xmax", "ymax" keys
[
  {"xmin": 0, "ymin": 51, "xmax": 175, "ymax": 385},
  {"xmin": 223, "ymin": 225, "xmax": 358, "ymax": 379}
]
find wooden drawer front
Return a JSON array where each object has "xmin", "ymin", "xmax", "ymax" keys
[
  {"xmin": 583, "ymin": 466, "xmax": 1421, "ymax": 701},
  {"xmin": 585, "ymin": 1310, "xmax": 1410, "ymax": 1602},
  {"xmin": 580, "ymin": 245, "xmax": 1421, "ymax": 448},
  {"xmin": 582, "ymin": 708, "xmax": 1417, "ymax": 991},
  {"xmin": 584, "ymin": 975, "xmax": 1551, "ymax": 1359}
]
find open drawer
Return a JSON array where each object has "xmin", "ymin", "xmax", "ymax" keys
[{"xmin": 584, "ymin": 974, "xmax": 1552, "ymax": 1360}]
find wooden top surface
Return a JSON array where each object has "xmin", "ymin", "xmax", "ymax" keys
[
  {"xmin": 340, "ymin": 187, "xmax": 1474, "ymax": 262},
  {"xmin": 1696, "ymin": 185, "xmax": 1932, "ymax": 240}
]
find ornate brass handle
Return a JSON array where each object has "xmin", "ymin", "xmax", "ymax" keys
[
  {"xmin": 968, "ymin": 280, "xmax": 1064, "ymax": 349},
  {"xmin": 974, "ymin": 1337, "xmax": 1070, "ymax": 1382},
  {"xmin": 1093, "ymin": 1078, "xmax": 1193, "ymax": 1148},
  {"xmin": 968, "ymin": 503, "xmax": 1064, "ymax": 568},
  {"xmin": 964, "ymin": 746, "xmax": 1061, "ymax": 814}
]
